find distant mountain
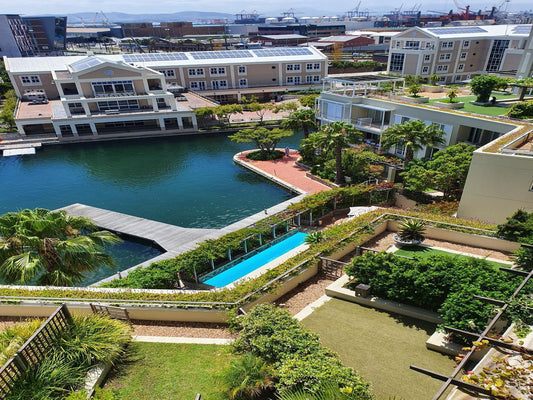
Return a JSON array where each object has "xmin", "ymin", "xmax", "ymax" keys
[{"xmin": 66, "ymin": 11, "xmax": 235, "ymax": 25}]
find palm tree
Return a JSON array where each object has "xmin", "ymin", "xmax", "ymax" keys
[
  {"xmin": 219, "ymin": 352, "xmax": 274, "ymax": 400},
  {"xmin": 282, "ymin": 109, "xmax": 317, "ymax": 138},
  {"xmin": 0, "ymin": 208, "xmax": 121, "ymax": 286},
  {"xmin": 316, "ymin": 122, "xmax": 362, "ymax": 185},
  {"xmin": 381, "ymin": 120, "xmax": 445, "ymax": 165}
]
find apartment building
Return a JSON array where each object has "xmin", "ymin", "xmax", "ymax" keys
[
  {"xmin": 0, "ymin": 14, "xmax": 66, "ymax": 58},
  {"xmin": 316, "ymin": 75, "xmax": 517, "ymax": 159},
  {"xmin": 4, "ymin": 47, "xmax": 327, "ymax": 137},
  {"xmin": 387, "ymin": 24, "xmax": 532, "ymax": 83}
]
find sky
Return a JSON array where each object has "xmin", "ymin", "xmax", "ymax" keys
[{"xmin": 2, "ymin": 0, "xmax": 531, "ymax": 17}]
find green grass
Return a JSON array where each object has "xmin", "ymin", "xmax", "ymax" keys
[
  {"xmin": 394, "ymin": 245, "xmax": 510, "ymax": 268},
  {"xmin": 105, "ymin": 342, "xmax": 233, "ymax": 400},
  {"xmin": 302, "ymin": 299, "xmax": 455, "ymax": 400},
  {"xmin": 428, "ymin": 93, "xmax": 524, "ymax": 117}
]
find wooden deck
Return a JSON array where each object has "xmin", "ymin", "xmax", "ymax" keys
[{"xmin": 61, "ymin": 203, "xmax": 219, "ymax": 254}]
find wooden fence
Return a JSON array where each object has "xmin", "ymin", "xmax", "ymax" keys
[{"xmin": 0, "ymin": 304, "xmax": 72, "ymax": 399}]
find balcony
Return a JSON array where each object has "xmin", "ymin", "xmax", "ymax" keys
[{"xmin": 353, "ymin": 117, "xmax": 389, "ymax": 134}]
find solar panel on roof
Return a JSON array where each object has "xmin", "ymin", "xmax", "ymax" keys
[
  {"xmin": 122, "ymin": 52, "xmax": 188, "ymax": 63},
  {"xmin": 189, "ymin": 50, "xmax": 253, "ymax": 60},
  {"xmin": 427, "ymin": 26, "xmax": 487, "ymax": 35},
  {"xmin": 252, "ymin": 48, "xmax": 313, "ymax": 57},
  {"xmin": 512, "ymin": 25, "xmax": 532, "ymax": 34},
  {"xmin": 70, "ymin": 57, "xmax": 106, "ymax": 72}
]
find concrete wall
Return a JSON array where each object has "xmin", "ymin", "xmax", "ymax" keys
[
  {"xmin": 457, "ymin": 150, "xmax": 533, "ymax": 224},
  {"xmin": 387, "ymin": 220, "xmax": 520, "ymax": 252}
]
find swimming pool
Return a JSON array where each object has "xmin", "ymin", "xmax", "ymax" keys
[{"xmin": 201, "ymin": 231, "xmax": 309, "ymax": 288}]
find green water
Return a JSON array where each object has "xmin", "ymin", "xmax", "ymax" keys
[{"xmin": 0, "ymin": 132, "xmax": 303, "ymax": 228}]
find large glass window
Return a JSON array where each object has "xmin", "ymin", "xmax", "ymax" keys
[
  {"xmin": 92, "ymin": 81, "xmax": 134, "ymax": 96},
  {"xmin": 389, "ymin": 53, "xmax": 404, "ymax": 72},
  {"xmin": 97, "ymin": 99, "xmax": 139, "ymax": 111},
  {"xmin": 486, "ymin": 40, "xmax": 510, "ymax": 72}
]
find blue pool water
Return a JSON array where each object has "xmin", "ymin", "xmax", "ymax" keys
[{"xmin": 202, "ymin": 231, "xmax": 308, "ymax": 287}]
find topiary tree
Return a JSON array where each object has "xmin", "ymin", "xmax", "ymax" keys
[
  {"xmin": 429, "ymin": 74, "xmax": 441, "ymax": 85},
  {"xmin": 407, "ymin": 84, "xmax": 422, "ymax": 97},
  {"xmin": 447, "ymin": 88, "xmax": 458, "ymax": 103}
]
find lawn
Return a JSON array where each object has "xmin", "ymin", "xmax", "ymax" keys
[
  {"xmin": 105, "ymin": 342, "xmax": 232, "ymax": 400},
  {"xmin": 394, "ymin": 245, "xmax": 510, "ymax": 268},
  {"xmin": 302, "ymin": 298, "xmax": 455, "ymax": 400},
  {"xmin": 428, "ymin": 92, "xmax": 523, "ymax": 117}
]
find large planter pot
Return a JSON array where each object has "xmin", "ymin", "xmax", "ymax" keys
[
  {"xmin": 433, "ymin": 101, "xmax": 465, "ymax": 110},
  {"xmin": 392, "ymin": 233, "xmax": 425, "ymax": 247},
  {"xmin": 401, "ymin": 96, "xmax": 429, "ymax": 104},
  {"xmin": 422, "ymin": 84, "xmax": 444, "ymax": 93}
]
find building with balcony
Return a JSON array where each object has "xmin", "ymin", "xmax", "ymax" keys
[
  {"xmin": 316, "ymin": 75, "xmax": 517, "ymax": 159},
  {"xmin": 4, "ymin": 47, "xmax": 327, "ymax": 137},
  {"xmin": 387, "ymin": 24, "xmax": 532, "ymax": 84}
]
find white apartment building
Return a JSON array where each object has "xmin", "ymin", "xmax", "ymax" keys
[{"xmin": 387, "ymin": 24, "xmax": 532, "ymax": 83}]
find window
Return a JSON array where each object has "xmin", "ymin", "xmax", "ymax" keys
[
  {"xmin": 460, "ymin": 52, "xmax": 467, "ymax": 60},
  {"xmin": 436, "ymin": 65, "xmax": 448, "ymax": 72},
  {"xmin": 188, "ymin": 68, "xmax": 204, "ymax": 77},
  {"xmin": 463, "ymin": 40, "xmax": 470, "ymax": 48},
  {"xmin": 422, "ymin": 66, "xmax": 429, "ymax": 74},
  {"xmin": 424, "ymin": 54, "xmax": 431, "ymax": 62},
  {"xmin": 238, "ymin": 66, "xmax": 246, "ymax": 75},
  {"xmin": 389, "ymin": 53, "xmax": 404, "ymax": 72},
  {"xmin": 20, "ymin": 75, "xmax": 41, "ymax": 85},
  {"xmin": 287, "ymin": 76, "xmax": 301, "ymax": 85},
  {"xmin": 286, "ymin": 64, "xmax": 301, "ymax": 72},
  {"xmin": 239, "ymin": 78, "xmax": 247, "ymax": 88},
  {"xmin": 306, "ymin": 75, "xmax": 321, "ymax": 83},
  {"xmin": 189, "ymin": 81, "xmax": 206, "ymax": 90},
  {"xmin": 395, "ymin": 41, "xmax": 400, "ymax": 48},
  {"xmin": 210, "ymin": 67, "xmax": 226, "ymax": 76},
  {"xmin": 97, "ymin": 99, "xmax": 139, "ymax": 111},
  {"xmin": 405, "ymin": 40, "xmax": 420, "ymax": 49},
  {"xmin": 486, "ymin": 39, "xmax": 510, "ymax": 72},
  {"xmin": 457, "ymin": 64, "xmax": 464, "ymax": 71},
  {"xmin": 211, "ymin": 80, "xmax": 228, "ymax": 89},
  {"xmin": 306, "ymin": 63, "xmax": 321, "ymax": 71},
  {"xmin": 439, "ymin": 53, "xmax": 451, "ymax": 61},
  {"xmin": 425, "ymin": 42, "xmax": 433, "ymax": 49},
  {"xmin": 92, "ymin": 81, "xmax": 135, "ymax": 96},
  {"xmin": 441, "ymin": 41, "xmax": 454, "ymax": 49},
  {"xmin": 161, "ymin": 70, "xmax": 175, "ymax": 77}
]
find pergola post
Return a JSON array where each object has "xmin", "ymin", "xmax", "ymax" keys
[
  {"xmin": 243, "ymin": 240, "xmax": 247, "ymax": 253},
  {"xmin": 227, "ymin": 248, "xmax": 232, "ymax": 261},
  {"xmin": 258, "ymin": 233, "xmax": 262, "ymax": 246}
]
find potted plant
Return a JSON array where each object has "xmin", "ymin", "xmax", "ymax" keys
[
  {"xmin": 434, "ymin": 88, "xmax": 465, "ymax": 109},
  {"xmin": 423, "ymin": 74, "xmax": 444, "ymax": 93},
  {"xmin": 393, "ymin": 219, "xmax": 426, "ymax": 246},
  {"xmin": 402, "ymin": 84, "xmax": 429, "ymax": 103}
]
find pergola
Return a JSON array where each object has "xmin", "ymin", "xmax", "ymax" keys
[{"xmin": 322, "ymin": 74, "xmax": 405, "ymax": 97}]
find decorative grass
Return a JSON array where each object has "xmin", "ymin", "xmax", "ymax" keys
[
  {"xmin": 105, "ymin": 343, "xmax": 232, "ymax": 400},
  {"xmin": 393, "ymin": 245, "xmax": 510, "ymax": 268},
  {"xmin": 302, "ymin": 299, "xmax": 455, "ymax": 400}
]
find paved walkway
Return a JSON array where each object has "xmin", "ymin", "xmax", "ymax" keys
[{"xmin": 235, "ymin": 149, "xmax": 331, "ymax": 195}]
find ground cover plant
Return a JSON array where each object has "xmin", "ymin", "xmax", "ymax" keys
[
  {"xmin": 229, "ymin": 304, "xmax": 373, "ymax": 399},
  {"xmin": 496, "ymin": 209, "xmax": 533, "ymax": 271},
  {"xmin": 2, "ymin": 314, "xmax": 131, "ymax": 400},
  {"xmin": 104, "ymin": 343, "xmax": 232, "ymax": 400},
  {"xmin": 345, "ymin": 252, "xmax": 526, "ymax": 334}
]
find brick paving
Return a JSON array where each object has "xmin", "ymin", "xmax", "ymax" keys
[{"xmin": 236, "ymin": 149, "xmax": 331, "ymax": 194}]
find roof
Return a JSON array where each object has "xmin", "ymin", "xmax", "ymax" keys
[
  {"xmin": 324, "ymin": 74, "xmax": 404, "ymax": 84},
  {"xmin": 403, "ymin": 24, "xmax": 532, "ymax": 39},
  {"xmin": 5, "ymin": 47, "xmax": 327, "ymax": 73},
  {"xmin": 318, "ymin": 35, "xmax": 365, "ymax": 42},
  {"xmin": 347, "ymin": 30, "xmax": 399, "ymax": 37},
  {"xmin": 258, "ymin": 34, "xmax": 307, "ymax": 40},
  {"xmin": 67, "ymin": 27, "xmax": 111, "ymax": 34}
]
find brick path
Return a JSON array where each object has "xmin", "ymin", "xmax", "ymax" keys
[{"xmin": 236, "ymin": 149, "xmax": 331, "ymax": 194}]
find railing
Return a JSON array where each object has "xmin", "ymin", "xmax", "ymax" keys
[
  {"xmin": 319, "ymin": 257, "xmax": 348, "ymax": 279},
  {"xmin": 0, "ymin": 304, "xmax": 72, "ymax": 399}
]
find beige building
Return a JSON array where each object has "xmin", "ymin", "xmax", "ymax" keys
[
  {"xmin": 316, "ymin": 75, "xmax": 516, "ymax": 158},
  {"xmin": 387, "ymin": 24, "xmax": 532, "ymax": 84},
  {"xmin": 457, "ymin": 129, "xmax": 533, "ymax": 223},
  {"xmin": 4, "ymin": 47, "xmax": 327, "ymax": 137}
]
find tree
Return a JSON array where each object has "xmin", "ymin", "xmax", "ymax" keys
[
  {"xmin": 401, "ymin": 143, "xmax": 475, "ymax": 200},
  {"xmin": 447, "ymin": 88, "xmax": 458, "ymax": 103},
  {"xmin": 229, "ymin": 127, "xmax": 293, "ymax": 154},
  {"xmin": 407, "ymin": 84, "xmax": 422, "ymax": 97},
  {"xmin": 428, "ymin": 74, "xmax": 441, "ymax": 85},
  {"xmin": 282, "ymin": 109, "xmax": 317, "ymax": 138},
  {"xmin": 0, "ymin": 89, "xmax": 17, "ymax": 131},
  {"xmin": 298, "ymin": 94, "xmax": 319, "ymax": 108},
  {"xmin": 315, "ymin": 122, "xmax": 362, "ymax": 185},
  {"xmin": 246, "ymin": 101, "xmax": 274, "ymax": 125},
  {"xmin": 470, "ymin": 75, "xmax": 507, "ymax": 103},
  {"xmin": 0, "ymin": 208, "xmax": 121, "ymax": 286},
  {"xmin": 381, "ymin": 119, "xmax": 445, "ymax": 165},
  {"xmin": 213, "ymin": 104, "xmax": 243, "ymax": 125}
]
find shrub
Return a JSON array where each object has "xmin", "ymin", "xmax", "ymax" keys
[
  {"xmin": 407, "ymin": 84, "xmax": 422, "ymax": 97},
  {"xmin": 246, "ymin": 150, "xmax": 284, "ymax": 161},
  {"xmin": 397, "ymin": 219, "xmax": 425, "ymax": 241},
  {"xmin": 470, "ymin": 75, "xmax": 506, "ymax": 103},
  {"xmin": 229, "ymin": 305, "xmax": 372, "ymax": 398},
  {"xmin": 507, "ymin": 101, "xmax": 533, "ymax": 119}
]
